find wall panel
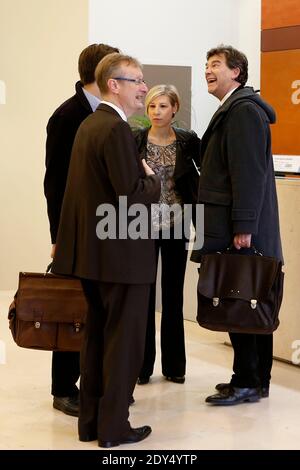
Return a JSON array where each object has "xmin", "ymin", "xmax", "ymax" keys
[
  {"xmin": 261, "ymin": 0, "xmax": 300, "ymax": 158},
  {"xmin": 0, "ymin": 0, "xmax": 89, "ymax": 289},
  {"xmin": 262, "ymin": 0, "xmax": 300, "ymax": 29},
  {"xmin": 261, "ymin": 50, "xmax": 300, "ymax": 155}
]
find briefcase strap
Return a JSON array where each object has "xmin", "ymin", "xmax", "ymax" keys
[{"xmin": 46, "ymin": 262, "xmax": 52, "ymax": 273}]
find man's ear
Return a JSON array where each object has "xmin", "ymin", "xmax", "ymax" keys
[
  {"xmin": 107, "ymin": 78, "xmax": 119, "ymax": 94},
  {"xmin": 232, "ymin": 67, "xmax": 241, "ymax": 81}
]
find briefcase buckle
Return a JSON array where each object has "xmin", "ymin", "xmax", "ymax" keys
[{"xmin": 74, "ymin": 322, "xmax": 82, "ymax": 333}]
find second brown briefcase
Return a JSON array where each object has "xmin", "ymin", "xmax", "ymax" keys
[{"xmin": 8, "ymin": 271, "xmax": 88, "ymax": 351}]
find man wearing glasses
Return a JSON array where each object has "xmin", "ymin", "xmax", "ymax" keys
[
  {"xmin": 52, "ymin": 53, "xmax": 160, "ymax": 447},
  {"xmin": 44, "ymin": 43, "xmax": 119, "ymax": 418}
]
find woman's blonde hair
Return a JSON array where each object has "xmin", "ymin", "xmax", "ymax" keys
[{"xmin": 145, "ymin": 84, "xmax": 180, "ymax": 114}]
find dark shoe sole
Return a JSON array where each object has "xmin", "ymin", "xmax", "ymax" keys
[
  {"xmin": 207, "ymin": 396, "xmax": 260, "ymax": 405},
  {"xmin": 98, "ymin": 440, "xmax": 122, "ymax": 448}
]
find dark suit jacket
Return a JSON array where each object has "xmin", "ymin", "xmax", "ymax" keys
[
  {"xmin": 52, "ymin": 104, "xmax": 161, "ymax": 283},
  {"xmin": 191, "ymin": 86, "xmax": 283, "ymax": 262},
  {"xmin": 44, "ymin": 81, "xmax": 93, "ymax": 243}
]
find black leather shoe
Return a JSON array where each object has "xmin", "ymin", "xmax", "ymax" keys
[
  {"xmin": 98, "ymin": 425, "xmax": 152, "ymax": 448},
  {"xmin": 79, "ymin": 397, "xmax": 135, "ymax": 441},
  {"xmin": 53, "ymin": 395, "xmax": 79, "ymax": 417},
  {"xmin": 129, "ymin": 396, "xmax": 135, "ymax": 405},
  {"xmin": 206, "ymin": 387, "xmax": 260, "ymax": 405},
  {"xmin": 216, "ymin": 383, "xmax": 269, "ymax": 398},
  {"xmin": 166, "ymin": 376, "xmax": 185, "ymax": 384},
  {"xmin": 137, "ymin": 376, "xmax": 150, "ymax": 385}
]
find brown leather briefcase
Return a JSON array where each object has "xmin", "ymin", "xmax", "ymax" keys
[
  {"xmin": 197, "ymin": 250, "xmax": 284, "ymax": 334},
  {"xmin": 8, "ymin": 271, "xmax": 88, "ymax": 351}
]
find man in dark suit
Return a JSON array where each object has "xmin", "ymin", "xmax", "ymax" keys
[
  {"xmin": 52, "ymin": 53, "xmax": 161, "ymax": 447},
  {"xmin": 44, "ymin": 43, "xmax": 119, "ymax": 417},
  {"xmin": 192, "ymin": 45, "xmax": 283, "ymax": 405}
]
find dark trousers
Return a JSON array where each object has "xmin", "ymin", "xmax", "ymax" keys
[
  {"xmin": 79, "ymin": 280, "xmax": 150, "ymax": 442},
  {"xmin": 139, "ymin": 234, "xmax": 188, "ymax": 378},
  {"xmin": 229, "ymin": 332, "xmax": 273, "ymax": 388},
  {"xmin": 51, "ymin": 351, "xmax": 80, "ymax": 397}
]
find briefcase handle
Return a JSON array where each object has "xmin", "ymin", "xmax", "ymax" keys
[
  {"xmin": 222, "ymin": 244, "xmax": 263, "ymax": 256},
  {"xmin": 46, "ymin": 262, "xmax": 53, "ymax": 273}
]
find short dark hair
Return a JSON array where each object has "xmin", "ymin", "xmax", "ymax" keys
[
  {"xmin": 207, "ymin": 45, "xmax": 248, "ymax": 87},
  {"xmin": 78, "ymin": 43, "xmax": 119, "ymax": 85}
]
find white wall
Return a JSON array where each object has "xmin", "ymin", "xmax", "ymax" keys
[
  {"xmin": 237, "ymin": 0, "xmax": 261, "ymax": 90},
  {"xmin": 89, "ymin": 0, "xmax": 261, "ymax": 135},
  {"xmin": 0, "ymin": 0, "xmax": 88, "ymax": 289}
]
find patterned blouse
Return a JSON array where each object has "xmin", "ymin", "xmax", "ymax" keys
[{"xmin": 146, "ymin": 140, "xmax": 183, "ymax": 231}]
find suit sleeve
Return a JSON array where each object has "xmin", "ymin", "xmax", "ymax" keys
[
  {"xmin": 226, "ymin": 102, "xmax": 269, "ymax": 235},
  {"xmin": 103, "ymin": 120, "xmax": 161, "ymax": 205},
  {"xmin": 44, "ymin": 113, "xmax": 77, "ymax": 243}
]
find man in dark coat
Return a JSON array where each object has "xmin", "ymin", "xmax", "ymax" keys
[
  {"xmin": 44, "ymin": 43, "xmax": 119, "ymax": 417},
  {"xmin": 52, "ymin": 53, "xmax": 160, "ymax": 447},
  {"xmin": 191, "ymin": 45, "xmax": 283, "ymax": 405}
]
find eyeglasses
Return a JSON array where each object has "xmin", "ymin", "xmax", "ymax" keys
[{"xmin": 113, "ymin": 77, "xmax": 146, "ymax": 85}]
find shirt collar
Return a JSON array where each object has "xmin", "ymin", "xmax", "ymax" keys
[
  {"xmin": 82, "ymin": 87, "xmax": 101, "ymax": 112},
  {"xmin": 100, "ymin": 100, "xmax": 127, "ymax": 121},
  {"xmin": 219, "ymin": 86, "xmax": 240, "ymax": 107}
]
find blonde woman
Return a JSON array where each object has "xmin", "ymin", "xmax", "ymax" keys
[{"xmin": 134, "ymin": 84, "xmax": 201, "ymax": 385}]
